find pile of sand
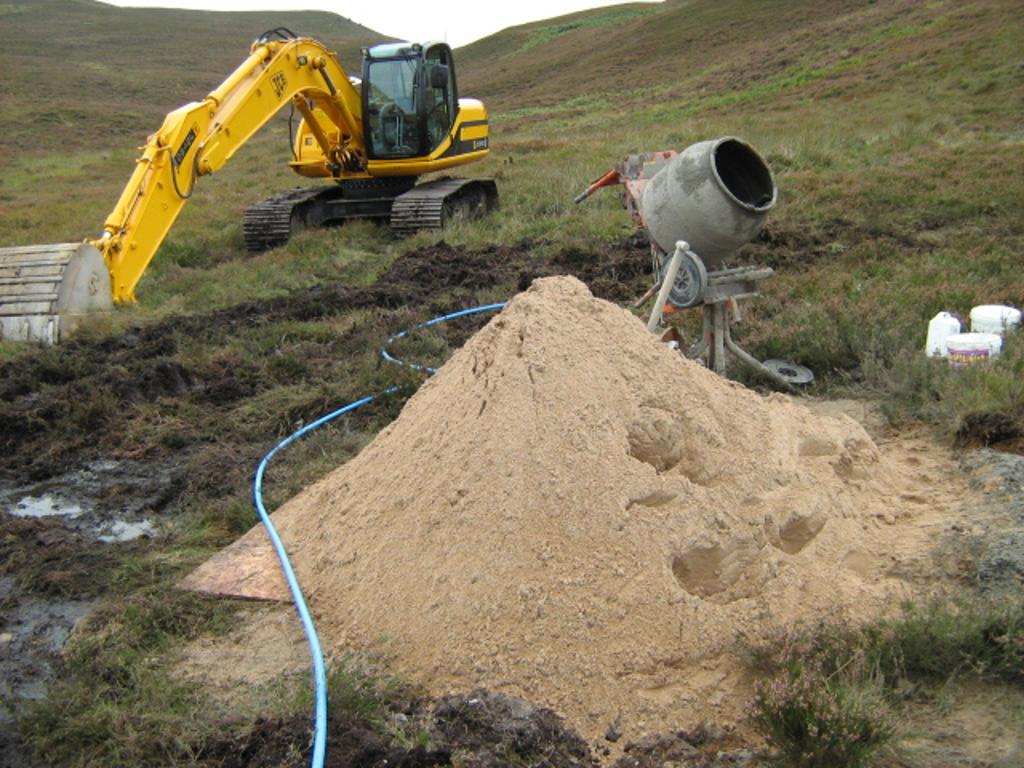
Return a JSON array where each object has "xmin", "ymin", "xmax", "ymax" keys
[{"xmin": 266, "ymin": 276, "xmax": 957, "ymax": 741}]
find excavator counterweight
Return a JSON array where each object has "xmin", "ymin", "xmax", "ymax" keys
[{"xmin": 1, "ymin": 30, "xmax": 495, "ymax": 344}]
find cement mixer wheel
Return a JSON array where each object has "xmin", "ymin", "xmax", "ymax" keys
[
  {"xmin": 763, "ymin": 359, "xmax": 815, "ymax": 385},
  {"xmin": 657, "ymin": 249, "xmax": 707, "ymax": 309}
]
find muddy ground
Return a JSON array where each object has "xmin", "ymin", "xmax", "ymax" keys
[
  {"xmin": 0, "ymin": 236, "xmax": 650, "ymax": 479},
  {"xmin": 192, "ymin": 688, "xmax": 759, "ymax": 768},
  {"xmin": 2, "ymin": 236, "xmax": 1022, "ymax": 767}
]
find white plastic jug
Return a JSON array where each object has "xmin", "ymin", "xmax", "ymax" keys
[{"xmin": 925, "ymin": 311, "xmax": 961, "ymax": 358}]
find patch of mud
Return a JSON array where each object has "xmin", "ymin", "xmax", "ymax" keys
[
  {"xmin": 0, "ymin": 459, "xmax": 174, "ymax": 767},
  {"xmin": 161, "ymin": 236, "xmax": 650, "ymax": 335},
  {"xmin": 0, "ymin": 458, "xmax": 174, "ymax": 543},
  {"xmin": 198, "ymin": 688, "xmax": 596, "ymax": 768},
  {"xmin": 200, "ymin": 712, "xmax": 451, "ymax": 768},
  {"xmin": 0, "ymin": 577, "xmax": 95, "ymax": 700},
  {"xmin": 433, "ymin": 690, "xmax": 594, "ymax": 767},
  {"xmin": 0, "ymin": 515, "xmax": 117, "ymax": 598},
  {"xmin": 0, "ymin": 575, "xmax": 97, "ymax": 767},
  {"xmin": 956, "ymin": 411, "xmax": 1022, "ymax": 450},
  {"xmin": 736, "ymin": 217, "xmax": 927, "ymax": 272},
  {"xmin": 736, "ymin": 218, "xmax": 852, "ymax": 270},
  {"xmin": 612, "ymin": 723, "xmax": 761, "ymax": 767},
  {"xmin": 978, "ymin": 530, "xmax": 1024, "ymax": 589},
  {"xmin": 8, "ymin": 494, "xmax": 83, "ymax": 519},
  {"xmin": 0, "ymin": 458, "xmax": 172, "ymax": 606}
]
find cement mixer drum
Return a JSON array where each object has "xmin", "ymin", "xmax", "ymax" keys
[
  {"xmin": 0, "ymin": 243, "xmax": 113, "ymax": 345},
  {"xmin": 639, "ymin": 137, "xmax": 777, "ymax": 268}
]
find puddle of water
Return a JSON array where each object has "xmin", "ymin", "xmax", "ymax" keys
[
  {"xmin": 97, "ymin": 519, "xmax": 156, "ymax": 543},
  {"xmin": 9, "ymin": 494, "xmax": 82, "ymax": 519},
  {"xmin": 5, "ymin": 487, "xmax": 158, "ymax": 543}
]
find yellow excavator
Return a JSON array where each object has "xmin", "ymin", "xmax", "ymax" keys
[{"xmin": 0, "ymin": 29, "xmax": 496, "ymax": 344}]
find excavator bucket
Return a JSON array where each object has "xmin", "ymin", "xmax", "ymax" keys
[{"xmin": 0, "ymin": 243, "xmax": 112, "ymax": 345}]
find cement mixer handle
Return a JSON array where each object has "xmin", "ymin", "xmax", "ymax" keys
[{"xmin": 573, "ymin": 168, "xmax": 621, "ymax": 204}]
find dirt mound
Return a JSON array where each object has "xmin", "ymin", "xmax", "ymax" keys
[{"xmin": 266, "ymin": 276, "xmax": 959, "ymax": 742}]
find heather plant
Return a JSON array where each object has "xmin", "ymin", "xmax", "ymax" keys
[
  {"xmin": 751, "ymin": 655, "xmax": 894, "ymax": 768},
  {"xmin": 749, "ymin": 598, "xmax": 1024, "ymax": 766}
]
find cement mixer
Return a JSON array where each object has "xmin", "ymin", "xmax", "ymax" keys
[{"xmin": 577, "ymin": 137, "xmax": 811, "ymax": 387}]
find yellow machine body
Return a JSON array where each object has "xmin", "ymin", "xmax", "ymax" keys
[
  {"xmin": 94, "ymin": 35, "xmax": 491, "ymax": 304},
  {"xmin": 291, "ymin": 99, "xmax": 490, "ymax": 179}
]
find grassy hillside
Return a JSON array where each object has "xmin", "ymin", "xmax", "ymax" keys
[
  {"xmin": 461, "ymin": 0, "xmax": 879, "ymax": 109},
  {"xmin": 456, "ymin": 0, "xmax": 1024, "ymax": 432},
  {"xmin": 1, "ymin": 0, "xmax": 1024, "ymax": 765},
  {"xmin": 0, "ymin": 0, "xmax": 385, "ymax": 153}
]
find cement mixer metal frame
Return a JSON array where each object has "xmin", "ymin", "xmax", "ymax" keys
[
  {"xmin": 645, "ymin": 242, "xmax": 794, "ymax": 388},
  {"xmin": 684, "ymin": 264, "xmax": 797, "ymax": 389}
]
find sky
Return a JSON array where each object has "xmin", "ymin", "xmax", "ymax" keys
[{"xmin": 102, "ymin": 0, "xmax": 661, "ymax": 47}]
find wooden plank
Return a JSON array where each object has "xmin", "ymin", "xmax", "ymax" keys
[
  {"xmin": 0, "ymin": 243, "xmax": 77, "ymax": 258},
  {"xmin": 0, "ymin": 267, "xmax": 66, "ymax": 280},
  {"xmin": 0, "ymin": 300, "xmax": 59, "ymax": 314},
  {"xmin": 0, "ymin": 282, "xmax": 62, "ymax": 296},
  {"xmin": 178, "ymin": 524, "xmax": 291, "ymax": 602},
  {"xmin": 0, "ymin": 283, "xmax": 63, "ymax": 292}
]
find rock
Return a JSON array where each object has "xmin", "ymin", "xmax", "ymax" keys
[{"xmin": 978, "ymin": 530, "xmax": 1024, "ymax": 591}]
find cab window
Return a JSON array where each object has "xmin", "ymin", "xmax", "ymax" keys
[
  {"xmin": 424, "ymin": 46, "xmax": 455, "ymax": 151},
  {"xmin": 366, "ymin": 57, "xmax": 421, "ymax": 157}
]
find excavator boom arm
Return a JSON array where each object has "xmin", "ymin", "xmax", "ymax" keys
[{"xmin": 94, "ymin": 36, "xmax": 363, "ymax": 303}]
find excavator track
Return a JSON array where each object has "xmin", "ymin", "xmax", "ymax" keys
[
  {"xmin": 243, "ymin": 178, "xmax": 498, "ymax": 251},
  {"xmin": 242, "ymin": 187, "xmax": 331, "ymax": 252},
  {"xmin": 389, "ymin": 178, "xmax": 498, "ymax": 234}
]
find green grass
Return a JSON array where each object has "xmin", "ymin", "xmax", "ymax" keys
[
  {"xmin": 649, "ymin": 56, "xmax": 870, "ymax": 122},
  {"xmin": 19, "ymin": 589, "xmax": 239, "ymax": 766}
]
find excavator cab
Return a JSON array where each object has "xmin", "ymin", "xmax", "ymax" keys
[{"xmin": 363, "ymin": 42, "xmax": 456, "ymax": 158}]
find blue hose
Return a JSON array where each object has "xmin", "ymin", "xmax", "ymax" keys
[
  {"xmin": 381, "ymin": 303, "xmax": 507, "ymax": 372},
  {"xmin": 252, "ymin": 302, "xmax": 505, "ymax": 768}
]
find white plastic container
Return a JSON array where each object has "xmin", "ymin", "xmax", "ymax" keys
[
  {"xmin": 970, "ymin": 305, "xmax": 1021, "ymax": 336},
  {"xmin": 925, "ymin": 311, "xmax": 961, "ymax": 358},
  {"xmin": 946, "ymin": 332, "xmax": 1002, "ymax": 367}
]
